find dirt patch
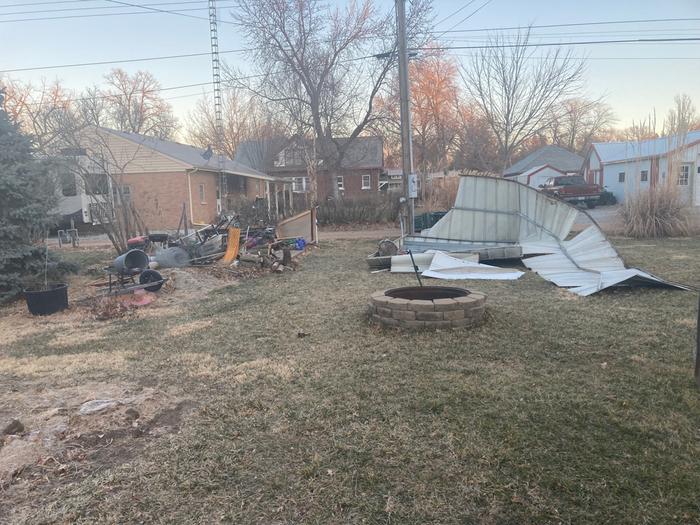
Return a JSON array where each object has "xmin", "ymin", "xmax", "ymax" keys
[{"xmin": 0, "ymin": 380, "xmax": 192, "ymax": 488}]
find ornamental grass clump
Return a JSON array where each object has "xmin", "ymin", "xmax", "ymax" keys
[{"xmin": 620, "ymin": 184, "xmax": 690, "ymax": 238}]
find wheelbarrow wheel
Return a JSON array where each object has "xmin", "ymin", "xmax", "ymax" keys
[{"xmin": 139, "ymin": 269, "xmax": 164, "ymax": 292}]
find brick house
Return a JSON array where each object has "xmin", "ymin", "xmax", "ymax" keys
[
  {"xmin": 56, "ymin": 128, "xmax": 290, "ymax": 231},
  {"xmin": 235, "ymin": 136, "xmax": 385, "ymax": 202}
]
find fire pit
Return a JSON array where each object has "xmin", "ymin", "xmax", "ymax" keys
[{"xmin": 369, "ymin": 286, "xmax": 486, "ymax": 330}]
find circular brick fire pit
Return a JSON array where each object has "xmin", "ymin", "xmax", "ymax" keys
[{"xmin": 368, "ymin": 286, "xmax": 486, "ymax": 330}]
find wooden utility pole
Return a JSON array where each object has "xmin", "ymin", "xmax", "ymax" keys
[{"xmin": 395, "ymin": 0, "xmax": 415, "ymax": 234}]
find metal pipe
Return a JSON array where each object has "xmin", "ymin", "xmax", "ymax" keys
[{"xmin": 408, "ymin": 250, "xmax": 423, "ymax": 287}]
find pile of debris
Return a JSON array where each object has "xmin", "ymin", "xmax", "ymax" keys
[{"xmin": 370, "ymin": 176, "xmax": 688, "ymax": 296}]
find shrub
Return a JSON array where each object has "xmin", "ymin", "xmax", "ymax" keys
[
  {"xmin": 0, "ymin": 98, "xmax": 58, "ymax": 302},
  {"xmin": 317, "ymin": 194, "xmax": 401, "ymax": 225},
  {"xmin": 227, "ymin": 196, "xmax": 274, "ymax": 228},
  {"xmin": 620, "ymin": 185, "xmax": 690, "ymax": 238},
  {"xmin": 598, "ymin": 190, "xmax": 617, "ymax": 206}
]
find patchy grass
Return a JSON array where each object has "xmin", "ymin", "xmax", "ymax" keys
[{"xmin": 1, "ymin": 238, "xmax": 700, "ymax": 524}]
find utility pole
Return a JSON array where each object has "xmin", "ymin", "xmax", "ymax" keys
[{"xmin": 395, "ymin": 0, "xmax": 415, "ymax": 234}]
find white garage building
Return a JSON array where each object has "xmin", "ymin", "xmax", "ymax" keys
[{"xmin": 582, "ymin": 131, "xmax": 700, "ymax": 205}]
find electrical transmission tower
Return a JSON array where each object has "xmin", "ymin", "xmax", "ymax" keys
[{"xmin": 208, "ymin": 0, "xmax": 226, "ymax": 213}]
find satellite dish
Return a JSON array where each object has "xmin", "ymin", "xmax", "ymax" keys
[{"xmin": 201, "ymin": 145, "xmax": 213, "ymax": 161}]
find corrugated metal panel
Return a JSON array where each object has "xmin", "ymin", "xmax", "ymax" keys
[
  {"xmin": 405, "ymin": 175, "xmax": 688, "ymax": 296},
  {"xmin": 422, "ymin": 176, "xmax": 577, "ymax": 244}
]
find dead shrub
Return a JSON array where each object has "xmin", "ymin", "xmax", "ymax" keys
[
  {"xmin": 620, "ymin": 185, "xmax": 690, "ymax": 238},
  {"xmin": 421, "ymin": 177, "xmax": 459, "ymax": 211},
  {"xmin": 317, "ymin": 194, "xmax": 401, "ymax": 225}
]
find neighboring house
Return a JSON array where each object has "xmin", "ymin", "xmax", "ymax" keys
[
  {"xmin": 508, "ymin": 164, "xmax": 567, "ymax": 188},
  {"xmin": 504, "ymin": 145, "xmax": 584, "ymax": 178},
  {"xmin": 582, "ymin": 130, "xmax": 700, "ymax": 204},
  {"xmin": 235, "ymin": 136, "xmax": 384, "ymax": 201},
  {"xmin": 56, "ymin": 127, "xmax": 287, "ymax": 231}
]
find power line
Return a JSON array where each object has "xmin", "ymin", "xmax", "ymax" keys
[
  {"xmin": 0, "ymin": 0, "xmax": 240, "ymax": 23},
  {"xmin": 0, "ymin": 5, "xmax": 232, "ymax": 22},
  {"xmin": 10, "ymin": 73, "xmax": 268, "ymax": 107},
  {"xmin": 440, "ymin": 0, "xmax": 493, "ymax": 35},
  {"xmin": 0, "ymin": 0, "xmax": 237, "ymax": 17},
  {"xmin": 433, "ymin": 0, "xmax": 477, "ymax": 27},
  {"xmin": 102, "ymin": 0, "xmax": 213, "ymax": 23},
  {"xmin": 451, "ymin": 53, "xmax": 700, "ymax": 61},
  {"xmin": 0, "ymin": 0, "xmax": 98, "ymax": 8},
  {"xmin": 0, "ymin": 48, "xmax": 250, "ymax": 73},
  {"xmin": 431, "ymin": 17, "xmax": 700, "ymax": 34},
  {"xmin": 417, "ymin": 36, "xmax": 700, "ymax": 52},
  {"xmin": 5, "ymin": 34, "xmax": 698, "ymax": 75}
]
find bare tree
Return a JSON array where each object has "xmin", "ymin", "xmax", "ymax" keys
[
  {"xmin": 663, "ymin": 93, "xmax": 698, "ymax": 137},
  {"xmin": 0, "ymin": 77, "xmax": 75, "ymax": 152},
  {"xmin": 547, "ymin": 97, "xmax": 616, "ymax": 153},
  {"xmin": 624, "ymin": 110, "xmax": 658, "ymax": 142},
  {"xmin": 60, "ymin": 127, "xmax": 149, "ymax": 253},
  {"xmin": 93, "ymin": 69, "xmax": 179, "ymax": 139},
  {"xmin": 185, "ymin": 88, "xmax": 287, "ymax": 159},
  {"xmin": 460, "ymin": 27, "xmax": 585, "ymax": 172},
  {"xmin": 228, "ymin": 0, "xmax": 432, "ymax": 199}
]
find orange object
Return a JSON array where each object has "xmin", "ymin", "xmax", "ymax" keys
[{"xmin": 222, "ymin": 227, "xmax": 241, "ymax": 263}]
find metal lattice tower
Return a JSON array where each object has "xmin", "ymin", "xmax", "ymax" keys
[{"xmin": 208, "ymin": 0, "xmax": 226, "ymax": 212}]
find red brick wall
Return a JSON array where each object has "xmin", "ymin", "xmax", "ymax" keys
[
  {"xmin": 275, "ymin": 169, "xmax": 382, "ymax": 200},
  {"xmin": 120, "ymin": 171, "xmax": 218, "ymax": 231},
  {"xmin": 246, "ymin": 178, "xmax": 267, "ymax": 200},
  {"xmin": 188, "ymin": 172, "xmax": 219, "ymax": 226}
]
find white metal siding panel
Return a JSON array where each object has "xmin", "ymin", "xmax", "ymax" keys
[{"xmin": 407, "ymin": 175, "xmax": 686, "ymax": 296}]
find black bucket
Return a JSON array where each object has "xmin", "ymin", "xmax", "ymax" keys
[{"xmin": 24, "ymin": 283, "xmax": 69, "ymax": 316}]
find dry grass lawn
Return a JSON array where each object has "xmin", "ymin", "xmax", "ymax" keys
[{"xmin": 1, "ymin": 238, "xmax": 699, "ymax": 524}]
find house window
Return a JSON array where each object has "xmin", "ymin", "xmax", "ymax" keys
[
  {"xmin": 198, "ymin": 183, "xmax": 206, "ymax": 203},
  {"xmin": 85, "ymin": 172, "xmax": 109, "ymax": 195},
  {"xmin": 678, "ymin": 164, "xmax": 690, "ymax": 186},
  {"xmin": 618, "ymin": 172, "xmax": 625, "ymax": 183},
  {"xmin": 284, "ymin": 147, "xmax": 304, "ymax": 166},
  {"xmin": 59, "ymin": 171, "xmax": 77, "ymax": 197},
  {"xmin": 112, "ymin": 184, "xmax": 131, "ymax": 205},
  {"xmin": 640, "ymin": 170, "xmax": 648, "ymax": 182},
  {"xmin": 337, "ymin": 176, "xmax": 344, "ymax": 191},
  {"xmin": 292, "ymin": 177, "xmax": 310, "ymax": 193},
  {"xmin": 362, "ymin": 174, "xmax": 371, "ymax": 190}
]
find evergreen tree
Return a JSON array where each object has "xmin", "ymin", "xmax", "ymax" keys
[{"xmin": 0, "ymin": 91, "xmax": 57, "ymax": 302}]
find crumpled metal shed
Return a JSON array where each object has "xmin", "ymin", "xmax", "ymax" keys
[{"xmin": 404, "ymin": 175, "xmax": 688, "ymax": 296}]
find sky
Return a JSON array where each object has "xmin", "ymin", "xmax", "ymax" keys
[{"xmin": 2, "ymin": 0, "xmax": 699, "ymax": 133}]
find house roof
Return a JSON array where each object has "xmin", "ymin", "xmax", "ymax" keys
[
  {"xmin": 504, "ymin": 145, "xmax": 584, "ymax": 176},
  {"xmin": 515, "ymin": 164, "xmax": 566, "ymax": 179},
  {"xmin": 591, "ymin": 130, "xmax": 700, "ymax": 164},
  {"xmin": 235, "ymin": 136, "xmax": 384, "ymax": 171},
  {"xmin": 102, "ymin": 128, "xmax": 277, "ymax": 181}
]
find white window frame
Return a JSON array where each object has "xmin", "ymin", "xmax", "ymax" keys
[
  {"xmin": 292, "ymin": 177, "xmax": 310, "ymax": 193},
  {"xmin": 337, "ymin": 176, "xmax": 344, "ymax": 191},
  {"xmin": 640, "ymin": 170, "xmax": 648, "ymax": 182},
  {"xmin": 198, "ymin": 183, "xmax": 206, "ymax": 203},
  {"xmin": 678, "ymin": 164, "xmax": 690, "ymax": 186},
  {"xmin": 361, "ymin": 174, "xmax": 371, "ymax": 190}
]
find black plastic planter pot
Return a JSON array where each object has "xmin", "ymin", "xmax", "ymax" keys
[{"xmin": 24, "ymin": 283, "xmax": 69, "ymax": 316}]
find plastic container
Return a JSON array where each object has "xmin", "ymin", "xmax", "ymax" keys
[
  {"xmin": 24, "ymin": 283, "xmax": 69, "ymax": 316},
  {"xmin": 112, "ymin": 249, "xmax": 149, "ymax": 273}
]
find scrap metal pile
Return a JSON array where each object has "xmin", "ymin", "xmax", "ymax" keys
[
  {"xmin": 376, "ymin": 175, "xmax": 688, "ymax": 296},
  {"xmin": 96, "ymin": 209, "xmax": 318, "ymax": 299}
]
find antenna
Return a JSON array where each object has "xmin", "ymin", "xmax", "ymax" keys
[{"xmin": 208, "ymin": 0, "xmax": 226, "ymax": 213}]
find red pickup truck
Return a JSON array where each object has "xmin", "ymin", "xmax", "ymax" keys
[{"xmin": 539, "ymin": 175, "xmax": 602, "ymax": 209}]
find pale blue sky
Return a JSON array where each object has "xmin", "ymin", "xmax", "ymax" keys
[{"xmin": 2, "ymin": 0, "xmax": 699, "ymax": 129}]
